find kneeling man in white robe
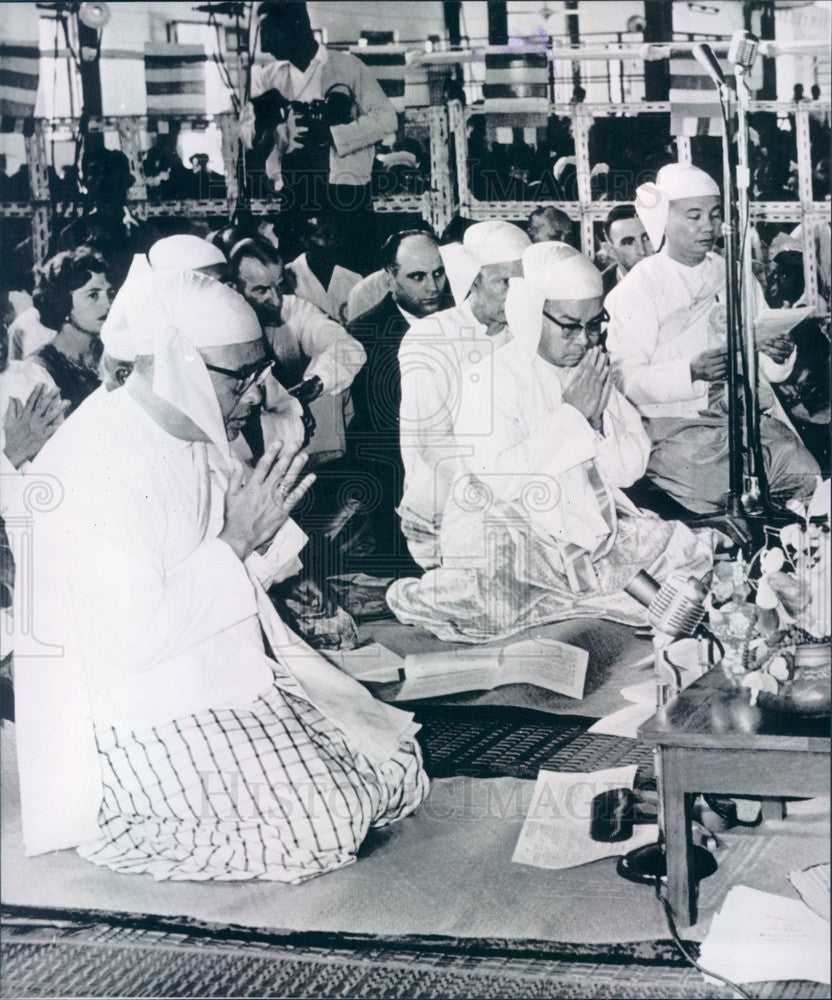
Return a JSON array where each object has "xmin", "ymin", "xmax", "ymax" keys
[
  {"xmin": 14, "ymin": 267, "xmax": 427, "ymax": 880},
  {"xmin": 387, "ymin": 242, "xmax": 715, "ymax": 643}
]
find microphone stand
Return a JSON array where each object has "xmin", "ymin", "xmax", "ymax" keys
[
  {"xmin": 714, "ymin": 78, "xmax": 747, "ymax": 519},
  {"xmin": 735, "ymin": 63, "xmax": 770, "ymax": 517}
]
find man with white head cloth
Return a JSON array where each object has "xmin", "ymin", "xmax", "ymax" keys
[
  {"xmin": 606, "ymin": 163, "xmax": 819, "ymax": 514},
  {"xmin": 13, "ymin": 267, "xmax": 427, "ymax": 879},
  {"xmin": 397, "ymin": 220, "xmax": 531, "ymax": 568},
  {"xmin": 387, "ymin": 242, "xmax": 714, "ymax": 642}
]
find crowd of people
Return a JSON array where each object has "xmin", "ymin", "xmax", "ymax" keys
[
  {"xmin": 0, "ymin": 0, "xmax": 827, "ymax": 887},
  {"xmin": 2, "ymin": 157, "xmax": 828, "ymax": 878}
]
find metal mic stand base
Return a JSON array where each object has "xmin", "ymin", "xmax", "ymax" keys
[{"xmin": 617, "ymin": 841, "xmax": 717, "ymax": 886}]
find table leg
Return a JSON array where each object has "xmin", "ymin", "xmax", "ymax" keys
[{"xmin": 660, "ymin": 748, "xmax": 698, "ymax": 927}]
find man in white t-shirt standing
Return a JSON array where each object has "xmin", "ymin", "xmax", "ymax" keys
[{"xmin": 240, "ymin": 1, "xmax": 397, "ymax": 272}]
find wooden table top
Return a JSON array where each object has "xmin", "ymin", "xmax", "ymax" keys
[{"xmin": 639, "ymin": 667, "xmax": 831, "ymax": 753}]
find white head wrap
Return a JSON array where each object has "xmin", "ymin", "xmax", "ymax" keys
[
  {"xmin": 147, "ymin": 234, "xmax": 227, "ymax": 273},
  {"xmin": 99, "ymin": 254, "xmax": 150, "ymax": 362},
  {"xmin": 505, "ymin": 241, "xmax": 604, "ymax": 356},
  {"xmin": 105, "ymin": 267, "xmax": 261, "ymax": 464},
  {"xmin": 635, "ymin": 163, "xmax": 721, "ymax": 251},
  {"xmin": 440, "ymin": 220, "xmax": 531, "ymax": 304}
]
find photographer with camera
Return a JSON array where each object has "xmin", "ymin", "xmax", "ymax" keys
[{"xmin": 239, "ymin": 1, "xmax": 397, "ymax": 274}]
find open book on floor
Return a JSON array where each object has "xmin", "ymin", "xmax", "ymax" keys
[{"xmin": 395, "ymin": 638, "xmax": 589, "ymax": 702}]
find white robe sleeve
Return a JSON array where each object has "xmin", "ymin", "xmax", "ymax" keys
[
  {"xmin": 594, "ymin": 387, "xmax": 651, "ymax": 487},
  {"xmin": 606, "ymin": 281, "xmax": 699, "ymax": 406},
  {"xmin": 281, "ymin": 296, "xmax": 366, "ymax": 392},
  {"xmin": 245, "ymin": 518, "xmax": 308, "ymax": 590}
]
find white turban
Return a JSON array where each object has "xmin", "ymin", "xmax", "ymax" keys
[
  {"xmin": 505, "ymin": 241, "xmax": 604, "ymax": 356},
  {"xmin": 635, "ymin": 163, "xmax": 721, "ymax": 251},
  {"xmin": 147, "ymin": 234, "xmax": 227, "ymax": 273},
  {"xmin": 440, "ymin": 220, "xmax": 531, "ymax": 304},
  {"xmin": 106, "ymin": 267, "xmax": 262, "ymax": 465}
]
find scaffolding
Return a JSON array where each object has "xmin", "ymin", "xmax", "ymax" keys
[{"xmin": 1, "ymin": 85, "xmax": 828, "ymax": 311}]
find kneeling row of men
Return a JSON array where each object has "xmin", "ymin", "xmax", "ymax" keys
[{"xmin": 12, "ymin": 164, "xmax": 818, "ymax": 881}]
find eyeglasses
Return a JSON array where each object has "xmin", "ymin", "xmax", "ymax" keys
[
  {"xmin": 542, "ymin": 307, "xmax": 609, "ymax": 341},
  {"xmin": 204, "ymin": 357, "xmax": 274, "ymax": 397}
]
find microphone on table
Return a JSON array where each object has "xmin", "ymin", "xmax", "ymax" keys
[
  {"xmin": 692, "ymin": 43, "xmax": 727, "ymax": 88},
  {"xmin": 625, "ymin": 570, "xmax": 708, "ymax": 642}
]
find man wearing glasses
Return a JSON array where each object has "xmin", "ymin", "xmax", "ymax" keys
[
  {"xmin": 387, "ymin": 241, "xmax": 713, "ymax": 642},
  {"xmin": 14, "ymin": 266, "xmax": 427, "ymax": 877}
]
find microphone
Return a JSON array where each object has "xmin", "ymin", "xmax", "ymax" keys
[
  {"xmin": 692, "ymin": 43, "xmax": 727, "ymax": 87},
  {"xmin": 626, "ymin": 570, "xmax": 708, "ymax": 639},
  {"xmin": 728, "ymin": 30, "xmax": 759, "ymax": 72}
]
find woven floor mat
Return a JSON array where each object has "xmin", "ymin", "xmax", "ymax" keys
[
  {"xmin": 413, "ymin": 704, "xmax": 654, "ymax": 779},
  {"xmin": 2, "ymin": 909, "xmax": 827, "ymax": 1000}
]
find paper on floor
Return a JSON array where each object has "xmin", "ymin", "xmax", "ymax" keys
[
  {"xmin": 699, "ymin": 885, "xmax": 831, "ymax": 986},
  {"xmin": 512, "ymin": 765, "xmax": 658, "ymax": 870},
  {"xmin": 789, "ymin": 863, "xmax": 830, "ymax": 923},
  {"xmin": 587, "ymin": 701, "xmax": 657, "ymax": 739},
  {"xmin": 587, "ymin": 679, "xmax": 657, "ymax": 738},
  {"xmin": 321, "ymin": 642, "xmax": 404, "ymax": 683}
]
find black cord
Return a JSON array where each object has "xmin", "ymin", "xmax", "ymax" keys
[{"xmin": 656, "ymin": 883, "xmax": 756, "ymax": 1000}]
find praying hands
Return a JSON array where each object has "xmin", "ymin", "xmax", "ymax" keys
[
  {"xmin": 3, "ymin": 384, "xmax": 69, "ymax": 470},
  {"xmin": 219, "ymin": 439, "xmax": 315, "ymax": 562},
  {"xmin": 561, "ymin": 347, "xmax": 613, "ymax": 430}
]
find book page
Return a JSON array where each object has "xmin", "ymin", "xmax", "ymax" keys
[
  {"xmin": 396, "ymin": 651, "xmax": 502, "ymax": 700},
  {"xmin": 501, "ymin": 638, "xmax": 589, "ymax": 699},
  {"xmin": 512, "ymin": 765, "xmax": 658, "ymax": 870}
]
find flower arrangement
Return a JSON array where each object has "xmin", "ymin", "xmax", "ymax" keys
[{"xmin": 704, "ymin": 481, "xmax": 830, "ymax": 712}]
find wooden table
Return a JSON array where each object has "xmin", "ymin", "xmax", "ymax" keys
[{"xmin": 638, "ymin": 667, "xmax": 831, "ymax": 927}]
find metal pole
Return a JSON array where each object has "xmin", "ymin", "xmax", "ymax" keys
[
  {"xmin": 735, "ymin": 65, "xmax": 767, "ymax": 513},
  {"xmin": 717, "ymin": 84, "xmax": 745, "ymax": 518}
]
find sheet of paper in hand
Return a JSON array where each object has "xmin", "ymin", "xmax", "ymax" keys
[
  {"xmin": 512, "ymin": 765, "xmax": 659, "ymax": 870},
  {"xmin": 395, "ymin": 637, "xmax": 589, "ymax": 701},
  {"xmin": 754, "ymin": 306, "xmax": 816, "ymax": 340}
]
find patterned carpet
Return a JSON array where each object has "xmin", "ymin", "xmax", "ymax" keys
[
  {"xmin": 1, "ymin": 705, "xmax": 826, "ymax": 999},
  {"xmin": 2, "ymin": 908, "xmax": 828, "ymax": 999}
]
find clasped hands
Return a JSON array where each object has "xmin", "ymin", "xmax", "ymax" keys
[
  {"xmin": 219, "ymin": 439, "xmax": 315, "ymax": 563},
  {"xmin": 560, "ymin": 346, "xmax": 612, "ymax": 430}
]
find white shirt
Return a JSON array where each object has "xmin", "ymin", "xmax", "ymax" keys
[
  {"xmin": 398, "ymin": 300, "xmax": 511, "ymax": 531},
  {"xmin": 345, "ymin": 269, "xmax": 390, "ymax": 322},
  {"xmin": 265, "ymin": 294, "xmax": 366, "ymax": 460},
  {"xmin": 286, "ymin": 253, "xmax": 362, "ymax": 324},
  {"xmin": 253, "ymin": 43, "xmax": 328, "ymax": 104},
  {"xmin": 606, "ymin": 249, "xmax": 794, "ymax": 420}
]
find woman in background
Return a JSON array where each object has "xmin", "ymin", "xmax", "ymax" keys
[{"xmin": 29, "ymin": 247, "xmax": 113, "ymax": 413}]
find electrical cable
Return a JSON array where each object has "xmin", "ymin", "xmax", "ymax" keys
[{"xmin": 656, "ymin": 883, "xmax": 756, "ymax": 1000}]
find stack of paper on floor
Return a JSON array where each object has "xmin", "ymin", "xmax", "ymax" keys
[
  {"xmin": 699, "ymin": 885, "xmax": 831, "ymax": 986},
  {"xmin": 512, "ymin": 764, "xmax": 658, "ymax": 870}
]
